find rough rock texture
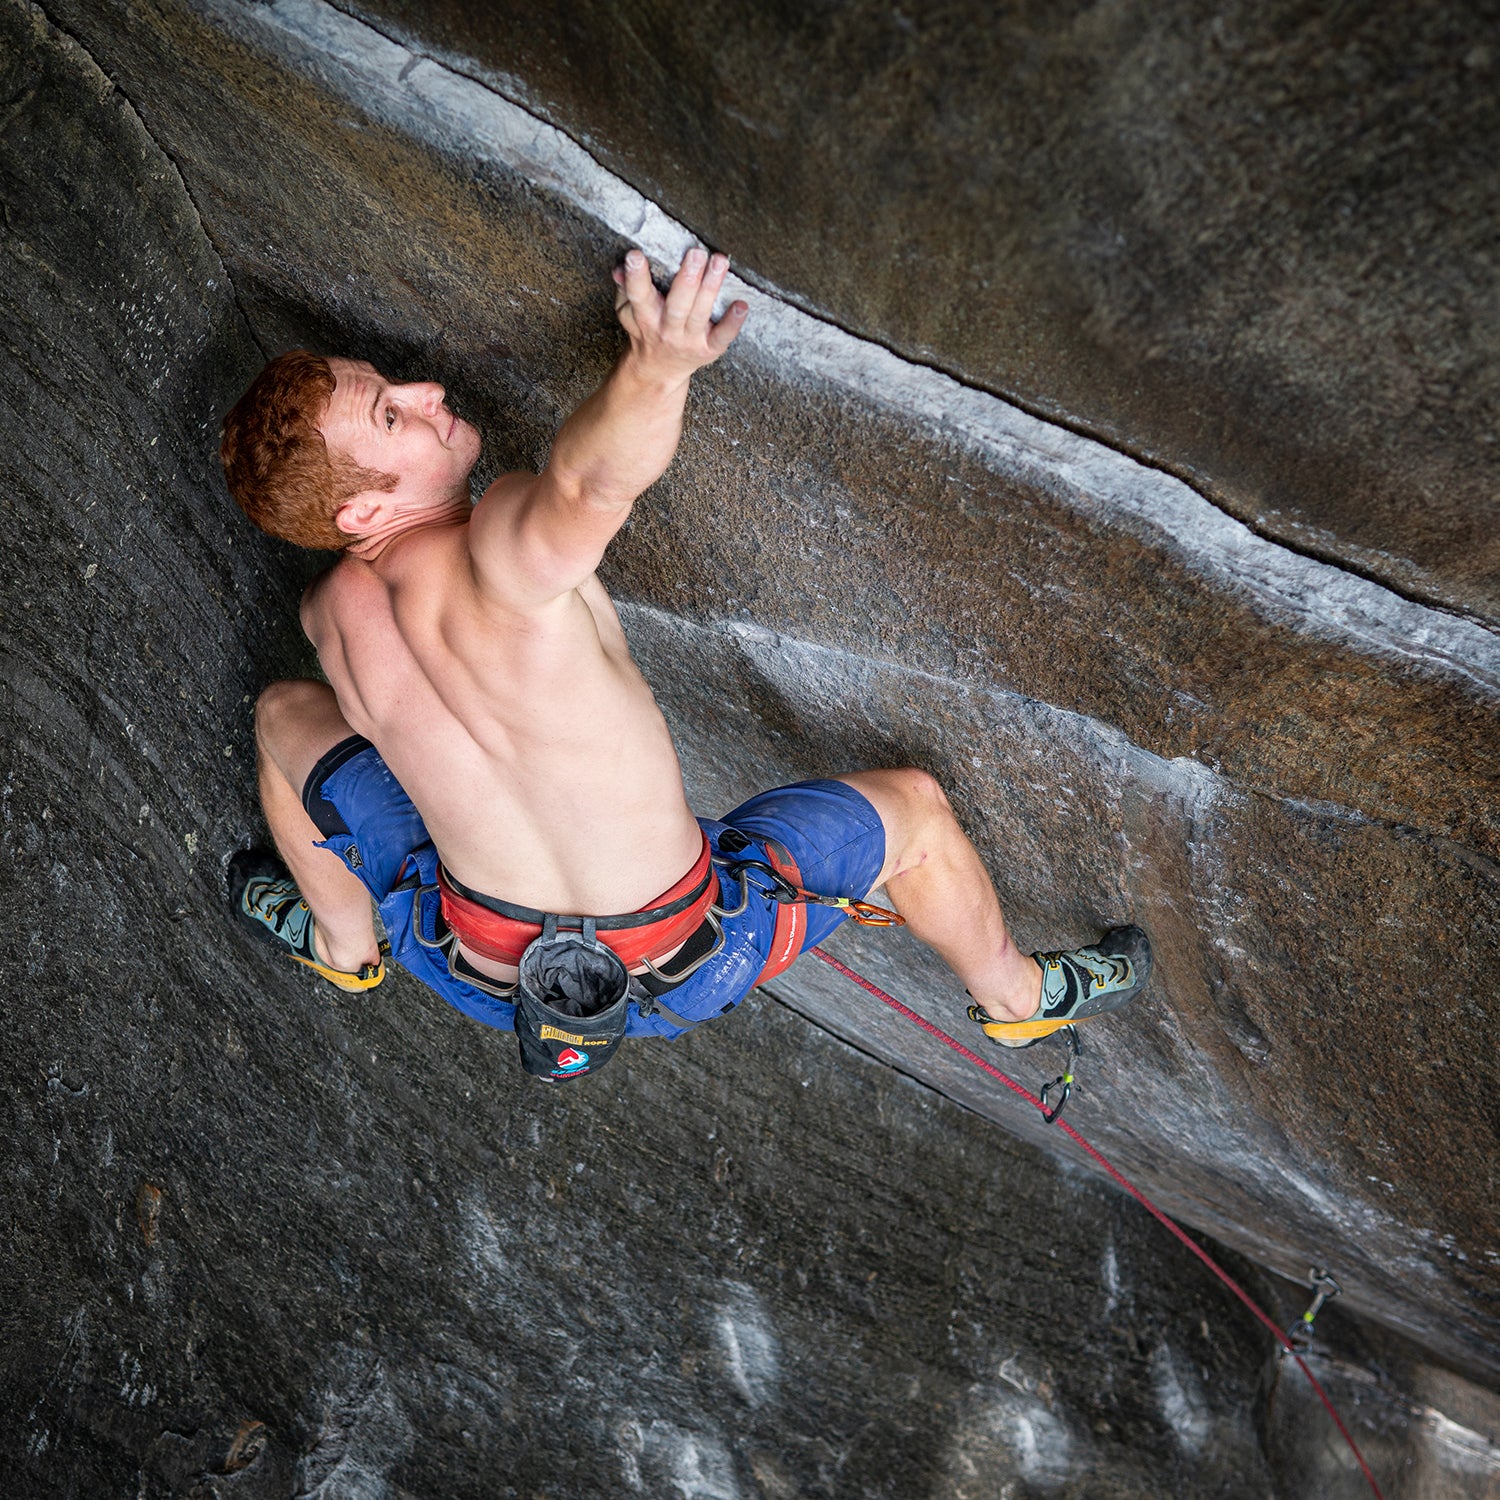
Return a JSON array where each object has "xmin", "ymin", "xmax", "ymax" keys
[
  {"xmin": 334, "ymin": 0, "xmax": 1500, "ymax": 624},
  {"xmin": 4, "ymin": 0, "xmax": 1499, "ymax": 1493}
]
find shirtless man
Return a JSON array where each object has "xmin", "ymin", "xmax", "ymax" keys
[{"xmin": 221, "ymin": 246, "xmax": 1149, "ymax": 1080}]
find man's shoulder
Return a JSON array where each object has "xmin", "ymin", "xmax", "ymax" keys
[{"xmin": 305, "ymin": 550, "xmax": 375, "ymax": 604}]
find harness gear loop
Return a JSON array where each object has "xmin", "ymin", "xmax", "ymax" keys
[
  {"xmin": 1287, "ymin": 1267, "xmax": 1342, "ymax": 1352},
  {"xmin": 1039, "ymin": 1026, "xmax": 1082, "ymax": 1124}
]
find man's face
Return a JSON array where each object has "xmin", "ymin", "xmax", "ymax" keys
[{"xmin": 320, "ymin": 357, "xmax": 482, "ymax": 510}]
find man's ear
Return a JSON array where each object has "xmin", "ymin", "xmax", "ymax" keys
[{"xmin": 334, "ymin": 490, "xmax": 391, "ymax": 538}]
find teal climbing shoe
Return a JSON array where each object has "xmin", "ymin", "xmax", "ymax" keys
[
  {"xmin": 968, "ymin": 925, "xmax": 1152, "ymax": 1048},
  {"xmin": 230, "ymin": 849, "xmax": 387, "ymax": 992}
]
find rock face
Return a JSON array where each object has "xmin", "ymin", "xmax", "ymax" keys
[
  {"xmin": 339, "ymin": 0, "xmax": 1500, "ymax": 625},
  {"xmin": 3, "ymin": 0, "xmax": 1498, "ymax": 1494}
]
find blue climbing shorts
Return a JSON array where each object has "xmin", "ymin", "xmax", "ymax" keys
[{"xmin": 302, "ymin": 737, "xmax": 886, "ymax": 1039}]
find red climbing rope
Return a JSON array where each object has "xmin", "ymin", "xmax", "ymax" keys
[{"xmin": 808, "ymin": 945, "xmax": 1388, "ymax": 1500}]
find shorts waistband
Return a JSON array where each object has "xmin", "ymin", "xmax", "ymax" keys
[{"xmin": 437, "ymin": 832, "xmax": 717, "ymax": 968}]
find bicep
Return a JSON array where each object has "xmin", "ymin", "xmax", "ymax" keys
[{"xmin": 469, "ymin": 470, "xmax": 633, "ymax": 608}]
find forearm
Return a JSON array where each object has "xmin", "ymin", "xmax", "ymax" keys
[{"xmin": 545, "ymin": 351, "xmax": 691, "ymax": 509}]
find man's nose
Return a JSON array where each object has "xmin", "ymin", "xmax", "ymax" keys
[{"xmin": 397, "ymin": 381, "xmax": 445, "ymax": 414}]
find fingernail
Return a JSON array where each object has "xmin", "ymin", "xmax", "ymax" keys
[
  {"xmin": 689, "ymin": 247, "xmax": 707, "ymax": 264},
  {"xmin": 626, "ymin": 249, "xmax": 644, "ymax": 268},
  {"xmin": 710, "ymin": 253, "xmax": 727, "ymax": 271}
]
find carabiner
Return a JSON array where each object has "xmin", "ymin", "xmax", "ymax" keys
[
  {"xmin": 1286, "ymin": 1267, "xmax": 1341, "ymax": 1351},
  {"xmin": 840, "ymin": 898, "xmax": 906, "ymax": 927},
  {"xmin": 1039, "ymin": 1026, "xmax": 1082, "ymax": 1124},
  {"xmin": 718, "ymin": 858, "xmax": 801, "ymax": 905}
]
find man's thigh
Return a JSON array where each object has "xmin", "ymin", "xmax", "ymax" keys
[{"xmin": 255, "ymin": 679, "xmax": 358, "ymax": 795}]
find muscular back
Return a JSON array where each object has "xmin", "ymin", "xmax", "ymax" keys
[
  {"xmin": 297, "ymin": 248, "xmax": 747, "ymax": 919},
  {"xmin": 304, "ymin": 510, "xmax": 703, "ymax": 916}
]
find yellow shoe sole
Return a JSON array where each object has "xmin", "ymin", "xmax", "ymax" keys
[{"xmin": 292, "ymin": 946, "xmax": 388, "ymax": 992}]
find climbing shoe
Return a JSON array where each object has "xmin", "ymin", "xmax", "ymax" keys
[
  {"xmin": 967, "ymin": 925, "xmax": 1152, "ymax": 1049},
  {"xmin": 229, "ymin": 849, "xmax": 387, "ymax": 992}
]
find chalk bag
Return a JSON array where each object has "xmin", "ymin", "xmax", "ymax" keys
[{"xmin": 514, "ymin": 915, "xmax": 631, "ymax": 1082}]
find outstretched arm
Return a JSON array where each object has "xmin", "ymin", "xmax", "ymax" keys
[{"xmin": 470, "ymin": 247, "xmax": 747, "ymax": 608}]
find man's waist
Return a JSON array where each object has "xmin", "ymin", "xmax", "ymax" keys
[{"xmin": 437, "ymin": 831, "xmax": 717, "ymax": 969}]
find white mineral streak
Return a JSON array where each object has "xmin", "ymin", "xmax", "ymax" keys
[
  {"xmin": 459, "ymin": 1193, "xmax": 509, "ymax": 1287},
  {"xmin": 712, "ymin": 1282, "xmax": 781, "ymax": 1409},
  {"xmin": 943, "ymin": 1383, "xmax": 1075, "ymax": 1488},
  {"xmin": 294, "ymin": 1349, "xmax": 415, "ymax": 1500},
  {"xmin": 213, "ymin": 0, "xmax": 1498, "ymax": 695},
  {"xmin": 617, "ymin": 1419, "xmax": 743, "ymax": 1499},
  {"xmin": 1101, "ymin": 1239, "xmax": 1121, "ymax": 1319},
  {"xmin": 1420, "ymin": 1408, "xmax": 1500, "ymax": 1477},
  {"xmin": 1149, "ymin": 1342, "xmax": 1212, "ymax": 1456}
]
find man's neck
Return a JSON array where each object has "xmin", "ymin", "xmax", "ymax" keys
[{"xmin": 345, "ymin": 501, "xmax": 472, "ymax": 563}]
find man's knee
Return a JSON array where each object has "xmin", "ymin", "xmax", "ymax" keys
[
  {"xmin": 903, "ymin": 767, "xmax": 951, "ymax": 810},
  {"xmin": 846, "ymin": 766, "xmax": 951, "ymax": 816},
  {"xmin": 253, "ymin": 682, "xmax": 355, "ymax": 800},
  {"xmin": 837, "ymin": 766, "xmax": 955, "ymax": 850},
  {"xmin": 254, "ymin": 679, "xmax": 335, "ymax": 749}
]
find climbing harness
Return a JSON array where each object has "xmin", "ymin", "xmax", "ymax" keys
[
  {"xmin": 804, "ymin": 945, "xmax": 1388, "ymax": 1500},
  {"xmin": 404, "ymin": 830, "xmax": 905, "ymax": 1079},
  {"xmin": 436, "ymin": 832, "xmax": 719, "ymax": 968},
  {"xmin": 1287, "ymin": 1267, "xmax": 1342, "ymax": 1353}
]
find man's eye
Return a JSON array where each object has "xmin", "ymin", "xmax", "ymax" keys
[{"xmin": 385, "ymin": 407, "xmax": 397, "ymax": 431}]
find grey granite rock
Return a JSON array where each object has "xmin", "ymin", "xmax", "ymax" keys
[
  {"xmin": 3, "ymin": 0, "xmax": 1498, "ymax": 1493},
  {"xmin": 336, "ymin": 0, "xmax": 1500, "ymax": 624}
]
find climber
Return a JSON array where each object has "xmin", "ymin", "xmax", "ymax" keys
[{"xmin": 218, "ymin": 245, "xmax": 1150, "ymax": 1080}]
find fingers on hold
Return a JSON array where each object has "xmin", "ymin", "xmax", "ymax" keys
[
  {"xmin": 687, "ymin": 253, "xmax": 729, "ymax": 327},
  {"xmin": 622, "ymin": 247, "xmax": 653, "ymax": 296},
  {"xmin": 663, "ymin": 247, "xmax": 708, "ymax": 323},
  {"xmin": 707, "ymin": 300, "xmax": 748, "ymax": 352}
]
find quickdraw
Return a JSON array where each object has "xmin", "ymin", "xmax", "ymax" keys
[
  {"xmin": 1038, "ymin": 1026, "xmax": 1081, "ymax": 1124},
  {"xmin": 1287, "ymin": 1267, "xmax": 1341, "ymax": 1353},
  {"xmin": 716, "ymin": 856, "xmax": 905, "ymax": 928}
]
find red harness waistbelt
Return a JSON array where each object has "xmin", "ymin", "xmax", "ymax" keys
[{"xmin": 438, "ymin": 832, "xmax": 717, "ymax": 968}]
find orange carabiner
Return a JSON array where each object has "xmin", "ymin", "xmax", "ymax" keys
[{"xmin": 843, "ymin": 898, "xmax": 905, "ymax": 927}]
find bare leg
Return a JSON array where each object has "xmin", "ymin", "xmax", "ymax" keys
[
  {"xmin": 254, "ymin": 680, "xmax": 381, "ymax": 974},
  {"xmin": 835, "ymin": 769, "xmax": 1041, "ymax": 1022}
]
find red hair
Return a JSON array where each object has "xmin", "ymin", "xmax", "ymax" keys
[{"xmin": 220, "ymin": 350, "xmax": 396, "ymax": 550}]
